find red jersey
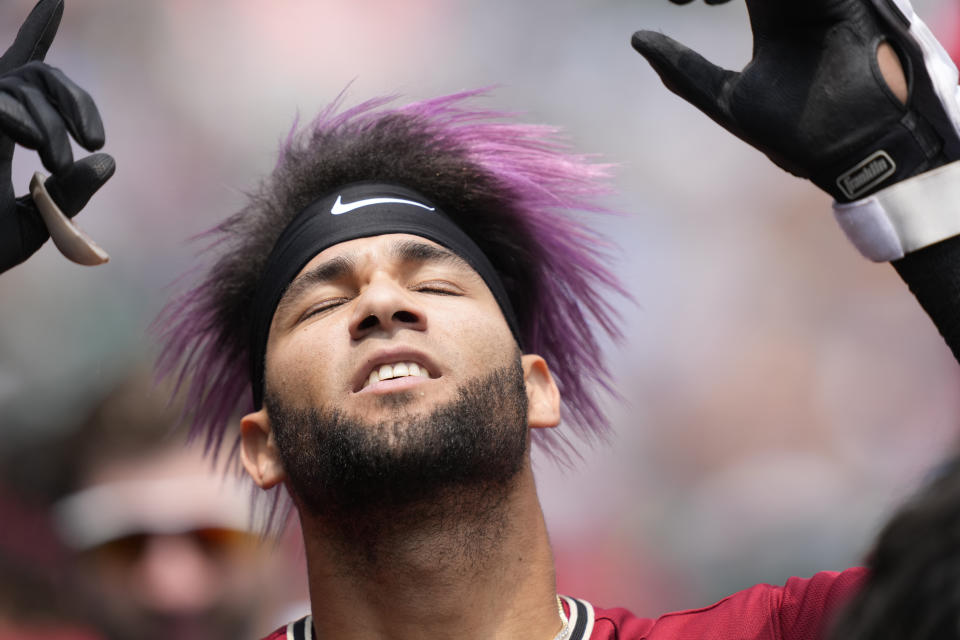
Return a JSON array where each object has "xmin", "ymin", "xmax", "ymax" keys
[{"xmin": 262, "ymin": 568, "xmax": 866, "ymax": 640}]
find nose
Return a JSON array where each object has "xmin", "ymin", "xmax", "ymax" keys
[
  {"xmin": 133, "ymin": 534, "xmax": 219, "ymax": 613},
  {"xmin": 349, "ymin": 276, "xmax": 427, "ymax": 340}
]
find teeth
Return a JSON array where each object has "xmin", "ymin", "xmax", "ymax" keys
[{"xmin": 363, "ymin": 362, "xmax": 431, "ymax": 389}]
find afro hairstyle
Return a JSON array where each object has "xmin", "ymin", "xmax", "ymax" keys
[{"xmin": 156, "ymin": 88, "xmax": 627, "ymax": 476}]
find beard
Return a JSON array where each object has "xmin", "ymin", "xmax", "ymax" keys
[{"xmin": 265, "ymin": 360, "xmax": 529, "ymax": 525}]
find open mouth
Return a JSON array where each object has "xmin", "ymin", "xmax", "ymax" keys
[{"xmin": 361, "ymin": 361, "xmax": 431, "ymax": 391}]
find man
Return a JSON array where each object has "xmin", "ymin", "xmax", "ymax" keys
[
  {"xmin": 148, "ymin": 0, "xmax": 960, "ymax": 638},
  {"xmin": 54, "ymin": 372, "xmax": 308, "ymax": 640},
  {"xmin": 155, "ymin": 89, "xmax": 624, "ymax": 637}
]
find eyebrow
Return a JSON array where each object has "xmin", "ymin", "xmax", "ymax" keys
[{"xmin": 390, "ymin": 239, "xmax": 472, "ymax": 271}]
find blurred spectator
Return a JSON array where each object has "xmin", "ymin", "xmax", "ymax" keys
[
  {"xmin": 829, "ymin": 451, "xmax": 960, "ymax": 640},
  {"xmin": 4, "ymin": 371, "xmax": 307, "ymax": 640}
]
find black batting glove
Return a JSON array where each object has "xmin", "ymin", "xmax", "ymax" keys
[
  {"xmin": 632, "ymin": 0, "xmax": 960, "ymax": 202},
  {"xmin": 0, "ymin": 0, "xmax": 115, "ymax": 274}
]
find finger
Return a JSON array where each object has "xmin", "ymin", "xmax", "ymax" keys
[
  {"xmin": 0, "ymin": 92, "xmax": 43, "ymax": 148},
  {"xmin": 12, "ymin": 61, "xmax": 105, "ymax": 150},
  {"xmin": 43, "ymin": 152, "xmax": 115, "ymax": 218},
  {"xmin": 0, "ymin": 152, "xmax": 114, "ymax": 273},
  {"xmin": 631, "ymin": 30, "xmax": 738, "ymax": 130},
  {"xmin": 0, "ymin": 137, "xmax": 10, "ymax": 194},
  {"xmin": 0, "ymin": 80, "xmax": 74, "ymax": 172},
  {"xmin": 0, "ymin": 0, "xmax": 64, "ymax": 74}
]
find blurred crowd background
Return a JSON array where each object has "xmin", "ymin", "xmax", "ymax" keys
[{"xmin": 2, "ymin": 0, "xmax": 960, "ymax": 638}]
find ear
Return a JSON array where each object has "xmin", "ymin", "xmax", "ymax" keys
[
  {"xmin": 520, "ymin": 354, "xmax": 560, "ymax": 429},
  {"xmin": 240, "ymin": 408, "xmax": 287, "ymax": 489}
]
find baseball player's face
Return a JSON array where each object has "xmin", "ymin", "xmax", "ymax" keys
[{"xmin": 263, "ymin": 233, "xmax": 517, "ymax": 422}]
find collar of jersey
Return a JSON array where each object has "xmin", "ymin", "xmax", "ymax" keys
[{"xmin": 283, "ymin": 596, "xmax": 596, "ymax": 640}]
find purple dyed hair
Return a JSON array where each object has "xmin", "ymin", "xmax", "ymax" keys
[{"xmin": 156, "ymin": 88, "xmax": 626, "ymax": 477}]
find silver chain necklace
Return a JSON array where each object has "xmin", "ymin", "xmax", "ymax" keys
[{"xmin": 553, "ymin": 595, "xmax": 572, "ymax": 640}]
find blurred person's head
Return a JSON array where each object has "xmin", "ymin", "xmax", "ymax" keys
[
  {"xmin": 54, "ymin": 373, "xmax": 293, "ymax": 640},
  {"xmin": 829, "ymin": 453, "xmax": 960, "ymax": 640}
]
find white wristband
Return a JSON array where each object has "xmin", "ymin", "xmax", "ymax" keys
[{"xmin": 833, "ymin": 159, "xmax": 960, "ymax": 262}]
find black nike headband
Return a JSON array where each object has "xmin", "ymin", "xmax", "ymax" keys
[{"xmin": 248, "ymin": 182, "xmax": 522, "ymax": 408}]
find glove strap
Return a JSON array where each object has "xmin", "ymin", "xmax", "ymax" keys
[{"xmin": 833, "ymin": 159, "xmax": 960, "ymax": 261}]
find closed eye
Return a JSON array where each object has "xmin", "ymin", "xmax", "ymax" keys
[
  {"xmin": 298, "ymin": 297, "xmax": 350, "ymax": 323},
  {"xmin": 412, "ymin": 281, "xmax": 463, "ymax": 296}
]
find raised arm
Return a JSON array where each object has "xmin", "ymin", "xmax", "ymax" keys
[{"xmin": 632, "ymin": 0, "xmax": 960, "ymax": 361}]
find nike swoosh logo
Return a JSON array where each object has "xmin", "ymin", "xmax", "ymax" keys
[{"xmin": 330, "ymin": 195, "xmax": 436, "ymax": 215}]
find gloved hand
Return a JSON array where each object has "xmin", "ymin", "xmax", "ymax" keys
[
  {"xmin": 632, "ymin": 0, "xmax": 960, "ymax": 202},
  {"xmin": 0, "ymin": 0, "xmax": 115, "ymax": 274}
]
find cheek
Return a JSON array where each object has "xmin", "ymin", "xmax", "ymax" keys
[
  {"xmin": 450, "ymin": 307, "xmax": 517, "ymax": 368},
  {"xmin": 265, "ymin": 322, "xmax": 343, "ymax": 404}
]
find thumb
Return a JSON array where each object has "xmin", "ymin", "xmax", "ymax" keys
[
  {"xmin": 44, "ymin": 152, "xmax": 115, "ymax": 218},
  {"xmin": 631, "ymin": 30, "xmax": 738, "ymax": 131}
]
